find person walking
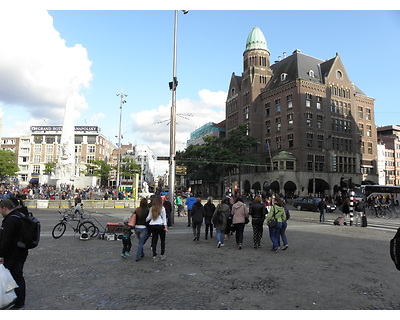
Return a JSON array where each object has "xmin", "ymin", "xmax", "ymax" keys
[
  {"xmin": 342, "ymin": 198, "xmax": 350, "ymax": 224},
  {"xmin": 146, "ymin": 196, "xmax": 168, "ymax": 262},
  {"xmin": 0, "ymin": 199, "xmax": 29, "ymax": 309},
  {"xmin": 191, "ymin": 197, "xmax": 205, "ymax": 241},
  {"xmin": 249, "ymin": 196, "xmax": 266, "ymax": 249},
  {"xmin": 204, "ymin": 197, "xmax": 215, "ymax": 240},
  {"xmin": 130, "ymin": 198, "xmax": 149, "ymax": 261},
  {"xmin": 163, "ymin": 196, "xmax": 173, "ymax": 228},
  {"xmin": 355, "ymin": 198, "xmax": 366, "ymax": 227},
  {"xmin": 212, "ymin": 198, "xmax": 231, "ymax": 248},
  {"xmin": 121, "ymin": 217, "xmax": 133, "ymax": 258},
  {"xmin": 266, "ymin": 197, "xmax": 286, "ymax": 252},
  {"xmin": 185, "ymin": 194, "xmax": 196, "ymax": 227},
  {"xmin": 231, "ymin": 197, "xmax": 249, "ymax": 250},
  {"xmin": 279, "ymin": 198, "xmax": 290, "ymax": 250},
  {"xmin": 318, "ymin": 197, "xmax": 327, "ymax": 223},
  {"xmin": 176, "ymin": 195, "xmax": 183, "ymax": 217}
]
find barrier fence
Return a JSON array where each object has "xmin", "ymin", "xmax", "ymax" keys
[{"xmin": 24, "ymin": 199, "xmax": 138, "ymax": 209}]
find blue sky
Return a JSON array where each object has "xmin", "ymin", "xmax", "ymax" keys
[{"xmin": 0, "ymin": 5, "xmax": 399, "ymax": 175}]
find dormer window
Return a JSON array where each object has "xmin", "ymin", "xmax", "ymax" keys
[
  {"xmin": 281, "ymin": 73, "xmax": 287, "ymax": 81},
  {"xmin": 336, "ymin": 70, "xmax": 343, "ymax": 79},
  {"xmin": 309, "ymin": 70, "xmax": 315, "ymax": 77}
]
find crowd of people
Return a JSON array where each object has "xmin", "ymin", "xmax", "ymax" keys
[{"xmin": 119, "ymin": 193, "xmax": 292, "ymax": 267}]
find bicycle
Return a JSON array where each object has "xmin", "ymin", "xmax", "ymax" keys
[
  {"xmin": 62, "ymin": 203, "xmax": 92, "ymax": 220},
  {"xmin": 52, "ymin": 211, "xmax": 99, "ymax": 239}
]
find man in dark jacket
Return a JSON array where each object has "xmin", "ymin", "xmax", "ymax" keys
[
  {"xmin": 0, "ymin": 199, "xmax": 29, "ymax": 309},
  {"xmin": 191, "ymin": 198, "xmax": 205, "ymax": 241}
]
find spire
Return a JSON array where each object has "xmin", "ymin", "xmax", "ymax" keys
[{"xmin": 245, "ymin": 26, "xmax": 269, "ymax": 53}]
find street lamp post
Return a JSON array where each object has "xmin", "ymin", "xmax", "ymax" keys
[
  {"xmin": 168, "ymin": 10, "xmax": 187, "ymax": 222},
  {"xmin": 116, "ymin": 91, "xmax": 127, "ymax": 190}
]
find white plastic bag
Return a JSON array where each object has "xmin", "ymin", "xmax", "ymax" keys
[{"xmin": 0, "ymin": 264, "xmax": 18, "ymax": 309}]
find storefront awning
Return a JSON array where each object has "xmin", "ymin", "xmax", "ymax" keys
[{"xmin": 29, "ymin": 178, "xmax": 39, "ymax": 184}]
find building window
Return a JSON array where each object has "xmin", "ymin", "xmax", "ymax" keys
[
  {"xmin": 317, "ymin": 134, "xmax": 324, "ymax": 148},
  {"xmin": 366, "ymin": 125, "xmax": 372, "ymax": 137},
  {"xmin": 45, "ymin": 145, "xmax": 53, "ymax": 153},
  {"xmin": 265, "ymin": 103, "xmax": 270, "ymax": 116},
  {"xmin": 366, "ymin": 108, "xmax": 371, "ymax": 120},
  {"xmin": 287, "ymin": 113, "xmax": 293, "ymax": 129},
  {"xmin": 275, "ymin": 98, "xmax": 281, "ymax": 113},
  {"xmin": 75, "ymin": 135, "xmax": 83, "ymax": 144},
  {"xmin": 317, "ymin": 115, "xmax": 323, "ymax": 129},
  {"xmin": 367, "ymin": 142, "xmax": 372, "ymax": 154},
  {"xmin": 87, "ymin": 155, "xmax": 95, "ymax": 163},
  {"xmin": 287, "ymin": 94, "xmax": 293, "ymax": 109},
  {"xmin": 87, "ymin": 136, "xmax": 96, "ymax": 144},
  {"xmin": 33, "ymin": 155, "xmax": 41, "ymax": 163},
  {"xmin": 276, "ymin": 136, "xmax": 282, "ymax": 150},
  {"xmin": 288, "ymin": 133, "xmax": 294, "ymax": 148},
  {"xmin": 316, "ymin": 96, "xmax": 322, "ymax": 110},
  {"xmin": 358, "ymin": 106, "xmax": 363, "ymax": 119},
  {"xmin": 306, "ymin": 112, "xmax": 313, "ymax": 127},
  {"xmin": 45, "ymin": 155, "xmax": 53, "ymax": 162},
  {"xmin": 34, "ymin": 145, "xmax": 41, "ymax": 153},
  {"xmin": 281, "ymin": 73, "xmax": 287, "ymax": 81},
  {"xmin": 306, "ymin": 93, "xmax": 312, "ymax": 107},
  {"xmin": 33, "ymin": 165, "xmax": 40, "ymax": 174},
  {"xmin": 244, "ymin": 106, "xmax": 249, "ymax": 120},
  {"xmin": 276, "ymin": 117, "xmax": 281, "ymax": 132},
  {"xmin": 265, "ymin": 120, "xmax": 271, "ymax": 134},
  {"xmin": 307, "ymin": 132, "xmax": 314, "ymax": 147}
]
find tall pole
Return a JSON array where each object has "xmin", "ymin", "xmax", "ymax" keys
[
  {"xmin": 168, "ymin": 10, "xmax": 187, "ymax": 222},
  {"xmin": 168, "ymin": 10, "xmax": 178, "ymax": 221},
  {"xmin": 116, "ymin": 91, "xmax": 127, "ymax": 190}
]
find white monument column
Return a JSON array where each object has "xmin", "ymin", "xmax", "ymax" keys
[{"xmin": 55, "ymin": 95, "xmax": 76, "ymax": 188}]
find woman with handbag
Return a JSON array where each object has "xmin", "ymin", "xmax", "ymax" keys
[
  {"xmin": 266, "ymin": 197, "xmax": 286, "ymax": 252},
  {"xmin": 146, "ymin": 196, "xmax": 168, "ymax": 262},
  {"xmin": 249, "ymin": 196, "xmax": 266, "ymax": 249},
  {"xmin": 231, "ymin": 197, "xmax": 249, "ymax": 250}
]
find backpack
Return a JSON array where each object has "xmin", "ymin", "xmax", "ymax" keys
[
  {"xmin": 390, "ymin": 227, "xmax": 400, "ymax": 271},
  {"xmin": 11, "ymin": 210, "xmax": 41, "ymax": 249},
  {"xmin": 212, "ymin": 206, "xmax": 224, "ymax": 225}
]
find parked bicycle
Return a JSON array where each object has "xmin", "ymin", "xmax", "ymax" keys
[
  {"xmin": 52, "ymin": 211, "xmax": 99, "ymax": 239},
  {"xmin": 62, "ymin": 203, "xmax": 93, "ymax": 220}
]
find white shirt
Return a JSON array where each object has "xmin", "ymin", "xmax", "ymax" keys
[{"xmin": 146, "ymin": 207, "xmax": 167, "ymax": 226}]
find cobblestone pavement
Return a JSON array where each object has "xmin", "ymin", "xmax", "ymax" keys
[{"xmin": 16, "ymin": 208, "xmax": 400, "ymax": 310}]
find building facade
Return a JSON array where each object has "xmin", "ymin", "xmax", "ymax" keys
[
  {"xmin": 377, "ymin": 125, "xmax": 400, "ymax": 186},
  {"xmin": 6, "ymin": 126, "xmax": 115, "ymax": 188},
  {"xmin": 225, "ymin": 27, "xmax": 378, "ymax": 197}
]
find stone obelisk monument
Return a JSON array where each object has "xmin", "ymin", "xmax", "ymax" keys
[{"xmin": 55, "ymin": 95, "xmax": 76, "ymax": 188}]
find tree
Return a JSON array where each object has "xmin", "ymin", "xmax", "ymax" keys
[
  {"xmin": 44, "ymin": 161, "xmax": 57, "ymax": 175},
  {"xmin": 0, "ymin": 150, "xmax": 19, "ymax": 182},
  {"xmin": 120, "ymin": 157, "xmax": 141, "ymax": 178},
  {"xmin": 176, "ymin": 124, "xmax": 262, "ymax": 194},
  {"xmin": 85, "ymin": 160, "xmax": 113, "ymax": 187}
]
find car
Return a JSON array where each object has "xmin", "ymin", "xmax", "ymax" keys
[{"xmin": 293, "ymin": 197, "xmax": 336, "ymax": 212}]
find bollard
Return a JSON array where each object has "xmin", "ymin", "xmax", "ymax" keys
[{"xmin": 349, "ymin": 191, "xmax": 355, "ymax": 226}]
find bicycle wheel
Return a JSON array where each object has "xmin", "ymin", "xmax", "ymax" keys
[
  {"xmin": 80, "ymin": 209, "xmax": 91, "ymax": 220},
  {"xmin": 52, "ymin": 222, "xmax": 67, "ymax": 239},
  {"xmin": 79, "ymin": 221, "xmax": 99, "ymax": 238}
]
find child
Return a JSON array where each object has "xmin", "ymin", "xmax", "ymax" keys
[{"xmin": 121, "ymin": 217, "xmax": 133, "ymax": 258}]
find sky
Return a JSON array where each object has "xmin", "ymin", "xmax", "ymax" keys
[{"xmin": 0, "ymin": 2, "xmax": 399, "ymax": 176}]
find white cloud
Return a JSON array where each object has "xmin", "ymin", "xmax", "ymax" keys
[
  {"xmin": 0, "ymin": 7, "xmax": 92, "ymax": 131},
  {"xmin": 130, "ymin": 89, "xmax": 226, "ymax": 175}
]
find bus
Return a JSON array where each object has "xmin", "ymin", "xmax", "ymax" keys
[{"xmin": 354, "ymin": 185, "xmax": 400, "ymax": 205}]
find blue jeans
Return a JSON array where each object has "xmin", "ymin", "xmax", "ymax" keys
[
  {"xmin": 134, "ymin": 227, "xmax": 148, "ymax": 260},
  {"xmin": 279, "ymin": 221, "xmax": 288, "ymax": 247},
  {"xmin": 269, "ymin": 222, "xmax": 282, "ymax": 249},
  {"xmin": 319, "ymin": 209, "xmax": 326, "ymax": 222},
  {"xmin": 216, "ymin": 228, "xmax": 225, "ymax": 245}
]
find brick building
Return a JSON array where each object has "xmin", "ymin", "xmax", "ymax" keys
[{"xmin": 225, "ymin": 27, "xmax": 377, "ymax": 197}]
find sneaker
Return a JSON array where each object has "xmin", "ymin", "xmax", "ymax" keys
[
  {"xmin": 193, "ymin": 236, "xmax": 197, "ymax": 241},
  {"xmin": 153, "ymin": 256, "xmax": 158, "ymax": 262},
  {"xmin": 220, "ymin": 243, "xmax": 225, "ymax": 247},
  {"xmin": 238, "ymin": 245, "xmax": 242, "ymax": 250},
  {"xmin": 282, "ymin": 245, "xmax": 289, "ymax": 250},
  {"xmin": 125, "ymin": 252, "xmax": 132, "ymax": 257},
  {"xmin": 273, "ymin": 247, "xmax": 280, "ymax": 252},
  {"xmin": 121, "ymin": 253, "xmax": 126, "ymax": 258},
  {"xmin": 161, "ymin": 255, "xmax": 166, "ymax": 261},
  {"xmin": 217, "ymin": 242, "xmax": 221, "ymax": 248}
]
